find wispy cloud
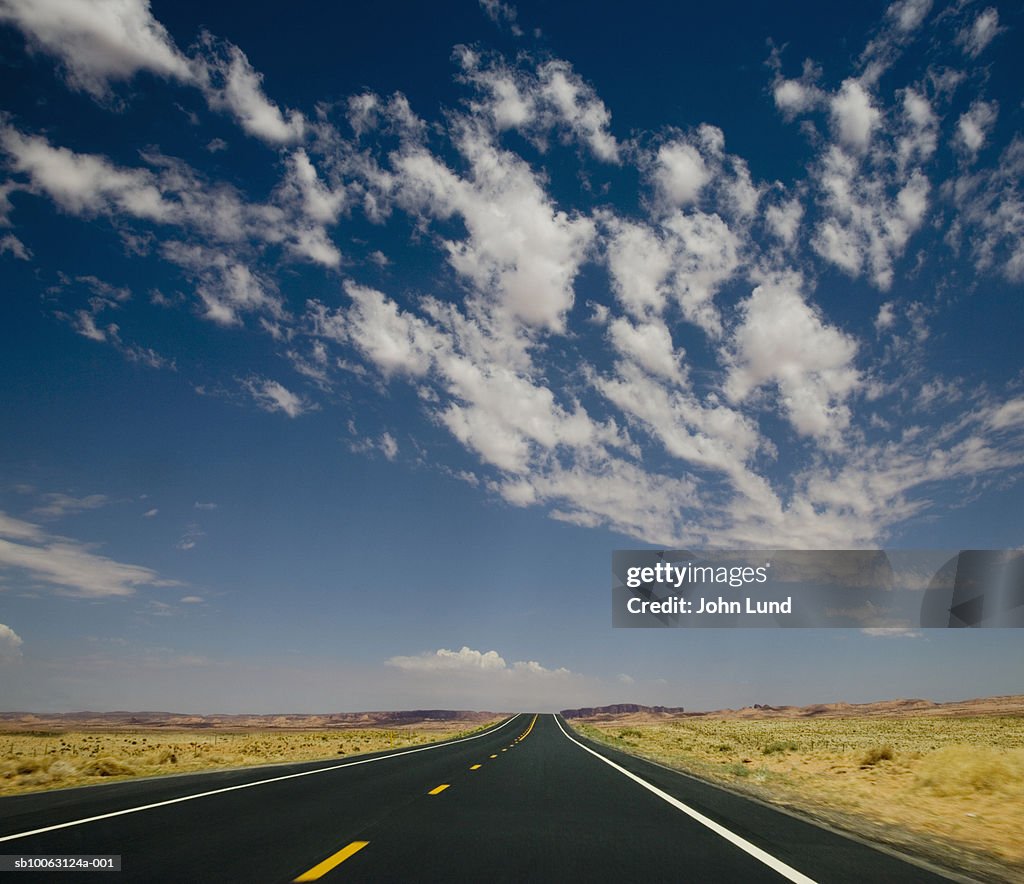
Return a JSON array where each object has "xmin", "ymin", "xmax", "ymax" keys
[
  {"xmin": 0, "ymin": 512, "xmax": 177, "ymax": 597},
  {"xmin": 31, "ymin": 492, "xmax": 109, "ymax": 519}
]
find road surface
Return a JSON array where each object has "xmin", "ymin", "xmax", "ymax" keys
[{"xmin": 0, "ymin": 714, "xmax": 955, "ymax": 882}]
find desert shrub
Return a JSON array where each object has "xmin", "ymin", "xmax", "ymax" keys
[
  {"xmin": 618, "ymin": 728, "xmax": 643, "ymax": 739},
  {"xmin": 915, "ymin": 746, "xmax": 1024, "ymax": 796},
  {"xmin": 763, "ymin": 740, "xmax": 799, "ymax": 755},
  {"xmin": 859, "ymin": 745, "xmax": 894, "ymax": 766},
  {"xmin": 81, "ymin": 757, "xmax": 135, "ymax": 777},
  {"xmin": 1, "ymin": 756, "xmax": 50, "ymax": 777}
]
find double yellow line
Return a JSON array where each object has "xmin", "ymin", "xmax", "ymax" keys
[{"xmin": 515, "ymin": 713, "xmax": 538, "ymax": 742}]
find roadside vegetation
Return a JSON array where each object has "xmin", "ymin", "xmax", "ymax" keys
[
  {"xmin": 576, "ymin": 715, "xmax": 1024, "ymax": 882},
  {"xmin": 0, "ymin": 721, "xmax": 500, "ymax": 797}
]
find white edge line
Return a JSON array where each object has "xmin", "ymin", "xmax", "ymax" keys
[
  {"xmin": 0, "ymin": 714, "xmax": 522, "ymax": 844},
  {"xmin": 554, "ymin": 715, "xmax": 818, "ymax": 884}
]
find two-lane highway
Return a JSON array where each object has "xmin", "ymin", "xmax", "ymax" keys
[{"xmin": 0, "ymin": 714, "xmax": 955, "ymax": 882}]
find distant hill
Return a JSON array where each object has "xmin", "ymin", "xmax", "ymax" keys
[
  {"xmin": 0, "ymin": 709, "xmax": 501, "ymax": 732},
  {"xmin": 560, "ymin": 695, "xmax": 1024, "ymax": 723},
  {"xmin": 560, "ymin": 704, "xmax": 685, "ymax": 719}
]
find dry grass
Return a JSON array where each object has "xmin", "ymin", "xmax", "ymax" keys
[
  {"xmin": 578, "ymin": 715, "xmax": 1024, "ymax": 881},
  {"xmin": 0, "ymin": 722, "xmax": 498, "ymax": 797}
]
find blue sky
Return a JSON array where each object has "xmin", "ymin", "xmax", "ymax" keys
[{"xmin": 0, "ymin": 0, "xmax": 1022, "ymax": 713}]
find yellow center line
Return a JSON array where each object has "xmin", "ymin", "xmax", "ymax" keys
[
  {"xmin": 428, "ymin": 784, "xmax": 450, "ymax": 795},
  {"xmin": 490, "ymin": 754, "xmax": 497, "ymax": 758},
  {"xmin": 518, "ymin": 713, "xmax": 539, "ymax": 740},
  {"xmin": 293, "ymin": 841, "xmax": 369, "ymax": 882},
  {"xmin": 470, "ymin": 764, "xmax": 481, "ymax": 770},
  {"xmin": 501, "ymin": 748, "xmax": 507, "ymax": 752}
]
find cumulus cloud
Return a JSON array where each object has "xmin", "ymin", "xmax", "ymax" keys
[
  {"xmin": 725, "ymin": 275, "xmax": 860, "ymax": 446},
  {"xmin": 955, "ymin": 100, "xmax": 998, "ymax": 161},
  {"xmin": 0, "ymin": 623, "xmax": 23, "ymax": 661},
  {"xmin": 456, "ymin": 50, "xmax": 619, "ymax": 161},
  {"xmin": 830, "ymin": 80, "xmax": 879, "ymax": 153},
  {"xmin": 387, "ymin": 645, "xmax": 571, "ymax": 677},
  {"xmin": 0, "ymin": 0, "xmax": 193, "ymax": 98},
  {"xmin": 654, "ymin": 141, "xmax": 708, "ymax": 207}
]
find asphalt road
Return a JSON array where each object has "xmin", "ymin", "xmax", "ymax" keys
[{"xmin": 0, "ymin": 714, "xmax": 956, "ymax": 882}]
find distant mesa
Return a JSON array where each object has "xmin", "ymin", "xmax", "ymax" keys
[
  {"xmin": 560, "ymin": 695, "xmax": 1024, "ymax": 722},
  {"xmin": 0, "ymin": 709, "xmax": 500, "ymax": 732},
  {"xmin": 560, "ymin": 704, "xmax": 685, "ymax": 719}
]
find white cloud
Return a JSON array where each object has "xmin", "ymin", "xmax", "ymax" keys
[
  {"xmin": 812, "ymin": 146, "xmax": 930, "ymax": 289},
  {"xmin": 196, "ymin": 35, "xmax": 305, "ymax": 145},
  {"xmin": 607, "ymin": 317, "xmax": 685, "ymax": 385},
  {"xmin": 956, "ymin": 7, "xmax": 1003, "ymax": 59},
  {"xmin": 0, "ymin": 0, "xmax": 193, "ymax": 98},
  {"xmin": 379, "ymin": 432, "xmax": 399, "ymax": 461},
  {"xmin": 896, "ymin": 88, "xmax": 937, "ymax": 170},
  {"xmin": 176, "ymin": 523, "xmax": 203, "ymax": 551},
  {"xmin": 243, "ymin": 376, "xmax": 316, "ymax": 418},
  {"xmin": 773, "ymin": 78, "xmax": 825, "ymax": 117},
  {"xmin": 830, "ymin": 79, "xmax": 879, "ymax": 153},
  {"xmin": 456, "ymin": 51, "xmax": 618, "ymax": 161},
  {"xmin": 478, "ymin": 0, "xmax": 522, "ymax": 36},
  {"xmin": 989, "ymin": 398, "xmax": 1024, "ymax": 431},
  {"xmin": 654, "ymin": 141, "xmax": 708, "ymax": 207},
  {"xmin": 537, "ymin": 61, "xmax": 619, "ymax": 162},
  {"xmin": 603, "ymin": 209, "xmax": 740, "ymax": 336},
  {"xmin": 162, "ymin": 243, "xmax": 284, "ymax": 326},
  {"xmin": 143, "ymin": 508, "xmax": 158, "ymax": 518},
  {"xmin": 0, "ymin": 511, "xmax": 176, "ymax": 597},
  {"xmin": 392, "ymin": 128, "xmax": 595, "ymax": 332},
  {"xmin": 947, "ymin": 137, "xmax": 1024, "ymax": 281},
  {"xmin": 725, "ymin": 275, "xmax": 860, "ymax": 446},
  {"xmin": 764, "ymin": 197, "xmax": 803, "ymax": 246},
  {"xmin": 0, "ymin": 127, "xmax": 175, "ymax": 220},
  {"xmin": 0, "ymin": 128, "xmax": 342, "ymax": 279},
  {"xmin": 388, "ymin": 646, "xmax": 508, "ymax": 672},
  {"xmin": 875, "ymin": 301, "xmax": 896, "ymax": 332},
  {"xmin": 955, "ymin": 101, "xmax": 998, "ymax": 161},
  {"xmin": 603, "ymin": 217, "xmax": 674, "ymax": 318},
  {"xmin": 0, "ymin": 233, "xmax": 31, "ymax": 259},
  {"xmin": 31, "ymin": 492, "xmax": 109, "ymax": 519},
  {"xmin": 0, "ymin": 623, "xmax": 23, "ymax": 661},
  {"xmin": 387, "ymin": 645, "xmax": 571, "ymax": 678}
]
